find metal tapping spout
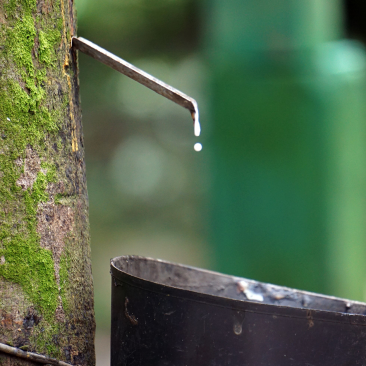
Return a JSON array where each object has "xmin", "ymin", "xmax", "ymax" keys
[{"xmin": 72, "ymin": 37, "xmax": 201, "ymax": 140}]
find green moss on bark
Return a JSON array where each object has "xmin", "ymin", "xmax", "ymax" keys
[
  {"xmin": 38, "ymin": 29, "xmax": 61, "ymax": 66},
  {"xmin": 0, "ymin": 161, "xmax": 60, "ymax": 322},
  {"xmin": 7, "ymin": 14, "xmax": 37, "ymax": 77},
  {"xmin": 0, "ymin": 0, "xmax": 63, "ymax": 321}
]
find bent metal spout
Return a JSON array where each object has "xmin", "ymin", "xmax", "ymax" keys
[{"xmin": 72, "ymin": 37, "xmax": 201, "ymax": 137}]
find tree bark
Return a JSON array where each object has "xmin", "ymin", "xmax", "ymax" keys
[{"xmin": 0, "ymin": 0, "xmax": 95, "ymax": 365}]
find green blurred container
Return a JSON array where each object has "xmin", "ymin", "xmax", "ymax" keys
[{"xmin": 205, "ymin": 0, "xmax": 366, "ymax": 300}]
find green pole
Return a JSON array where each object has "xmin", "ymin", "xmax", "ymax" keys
[{"xmin": 205, "ymin": 0, "xmax": 366, "ymax": 300}]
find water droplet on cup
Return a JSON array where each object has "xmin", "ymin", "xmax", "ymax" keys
[{"xmin": 233, "ymin": 323, "xmax": 242, "ymax": 335}]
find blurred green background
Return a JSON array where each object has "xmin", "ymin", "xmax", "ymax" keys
[{"xmin": 74, "ymin": 0, "xmax": 366, "ymax": 364}]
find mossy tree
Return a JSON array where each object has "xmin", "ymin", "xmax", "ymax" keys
[{"xmin": 0, "ymin": 0, "xmax": 95, "ymax": 365}]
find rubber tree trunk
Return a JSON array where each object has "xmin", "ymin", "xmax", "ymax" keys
[{"xmin": 0, "ymin": 0, "xmax": 95, "ymax": 365}]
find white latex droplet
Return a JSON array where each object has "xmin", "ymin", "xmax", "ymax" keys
[{"xmin": 194, "ymin": 143, "xmax": 202, "ymax": 152}]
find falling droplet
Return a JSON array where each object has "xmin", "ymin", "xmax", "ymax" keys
[{"xmin": 194, "ymin": 143, "xmax": 202, "ymax": 152}]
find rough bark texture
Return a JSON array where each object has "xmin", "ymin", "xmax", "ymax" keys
[{"xmin": 0, "ymin": 0, "xmax": 95, "ymax": 365}]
